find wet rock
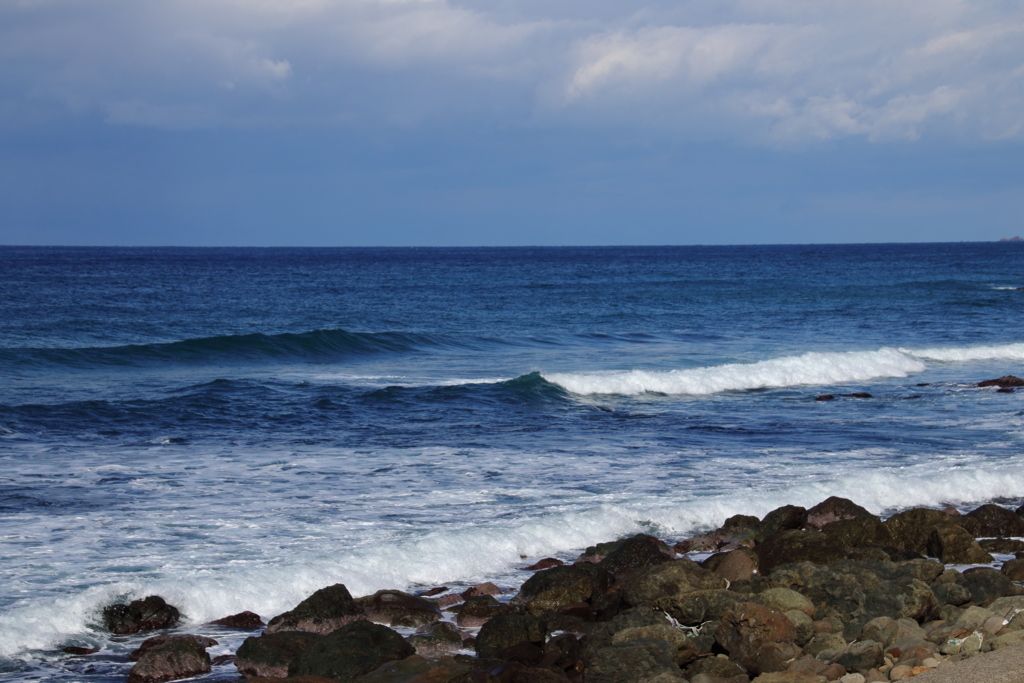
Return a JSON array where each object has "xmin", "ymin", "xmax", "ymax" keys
[
  {"xmin": 816, "ymin": 395, "xmax": 835, "ymax": 402},
  {"xmin": 127, "ymin": 634, "xmax": 211, "ymax": 683},
  {"xmin": 355, "ymin": 590, "xmax": 442, "ymax": 628},
  {"xmin": 932, "ymin": 583, "xmax": 972, "ymax": 607},
  {"xmin": 211, "ymin": 611, "xmax": 264, "ymax": 629},
  {"xmin": 611, "ymin": 624, "xmax": 699, "ymax": 666},
  {"xmin": 965, "ymin": 504, "xmax": 1024, "ymax": 537},
  {"xmin": 538, "ymin": 632, "xmax": 582, "ymax": 676},
  {"xmin": 704, "ymin": 548, "xmax": 759, "ymax": 583},
  {"xmin": 456, "ymin": 595, "xmax": 512, "ymax": 628},
  {"xmin": 756, "ymin": 530, "xmax": 846, "ymax": 575},
  {"xmin": 834, "ymin": 641, "xmax": 882, "ymax": 672},
  {"xmin": 960, "ymin": 567, "xmax": 1021, "ymax": 607},
  {"xmin": 419, "ymin": 586, "xmax": 448, "ymax": 597},
  {"xmin": 62, "ymin": 646, "xmax": 99, "ymax": 655},
  {"xmin": 980, "ymin": 538, "xmax": 1024, "ymax": 554},
  {"xmin": 513, "ymin": 564, "xmax": 612, "ymax": 616},
  {"xmin": 265, "ymin": 584, "xmax": 366, "ymax": 635},
  {"xmin": 579, "ymin": 606, "xmax": 672, "ymax": 662},
  {"xmin": 715, "ymin": 602, "xmax": 800, "ymax": 676},
  {"xmin": 350, "ymin": 654, "xmax": 473, "ymax": 682},
  {"xmin": 599, "ymin": 535, "xmax": 673, "ymax": 578},
  {"xmin": 584, "ymin": 639, "xmax": 683, "ymax": 683},
  {"xmin": 621, "ymin": 558, "xmax": 726, "ymax": 608},
  {"xmin": 476, "ymin": 614, "xmax": 546, "ymax": 660},
  {"xmin": 926, "ymin": 526, "xmax": 993, "ymax": 564},
  {"xmin": 524, "ymin": 559, "xmax": 564, "ymax": 571},
  {"xmin": 102, "ymin": 596, "xmax": 180, "ymax": 635},
  {"xmin": 757, "ymin": 506, "xmax": 809, "ymax": 542},
  {"xmin": 407, "ymin": 621, "xmax": 464, "ymax": 657},
  {"xmin": 820, "ymin": 518, "xmax": 892, "ymax": 552},
  {"xmin": 235, "ymin": 631, "xmax": 322, "ymax": 679},
  {"xmin": 130, "ymin": 635, "xmax": 217, "ymax": 661},
  {"xmin": 805, "ymin": 498, "xmax": 873, "ymax": 531},
  {"xmin": 462, "ymin": 583, "xmax": 503, "ymax": 599},
  {"xmin": 288, "ymin": 621, "xmax": 415, "ymax": 682},
  {"xmin": 977, "ymin": 375, "xmax": 1024, "ymax": 388},
  {"xmin": 655, "ymin": 589, "xmax": 745, "ymax": 626},
  {"xmin": 883, "ymin": 509, "xmax": 969, "ymax": 555}
]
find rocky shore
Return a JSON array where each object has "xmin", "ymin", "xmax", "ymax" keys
[{"xmin": 81, "ymin": 492, "xmax": 1024, "ymax": 683}]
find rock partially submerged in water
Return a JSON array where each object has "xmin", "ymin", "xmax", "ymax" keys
[
  {"xmin": 102, "ymin": 596, "xmax": 180, "ymax": 635},
  {"xmin": 289, "ymin": 621, "xmax": 415, "ymax": 682},
  {"xmin": 354, "ymin": 590, "xmax": 442, "ymax": 628},
  {"xmin": 127, "ymin": 635, "xmax": 212, "ymax": 683},
  {"xmin": 977, "ymin": 375, "xmax": 1024, "ymax": 388},
  {"xmin": 264, "ymin": 584, "xmax": 365, "ymax": 635},
  {"xmin": 236, "ymin": 631, "xmax": 322, "ymax": 679},
  {"xmin": 211, "ymin": 610, "xmax": 264, "ymax": 629}
]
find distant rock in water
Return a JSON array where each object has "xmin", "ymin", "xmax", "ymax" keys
[
  {"xmin": 977, "ymin": 375, "xmax": 1024, "ymax": 388},
  {"xmin": 127, "ymin": 635, "xmax": 212, "ymax": 683},
  {"xmin": 210, "ymin": 611, "xmax": 264, "ymax": 629},
  {"xmin": 999, "ymin": 236, "xmax": 1023, "ymax": 241},
  {"xmin": 102, "ymin": 596, "xmax": 180, "ymax": 635}
]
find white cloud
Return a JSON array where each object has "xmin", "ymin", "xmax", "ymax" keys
[{"xmin": 0, "ymin": 0, "xmax": 1022, "ymax": 142}]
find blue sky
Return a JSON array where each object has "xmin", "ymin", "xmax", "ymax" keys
[{"xmin": 1, "ymin": 0, "xmax": 1022, "ymax": 246}]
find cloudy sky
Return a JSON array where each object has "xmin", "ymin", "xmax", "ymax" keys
[{"xmin": 2, "ymin": 0, "xmax": 1022, "ymax": 245}]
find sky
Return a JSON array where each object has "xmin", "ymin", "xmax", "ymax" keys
[{"xmin": 1, "ymin": 0, "xmax": 1023, "ymax": 246}]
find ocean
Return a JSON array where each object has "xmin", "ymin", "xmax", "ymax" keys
[{"xmin": 1, "ymin": 243, "xmax": 1023, "ymax": 681}]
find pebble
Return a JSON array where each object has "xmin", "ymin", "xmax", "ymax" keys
[{"xmin": 840, "ymin": 674, "xmax": 866, "ymax": 683}]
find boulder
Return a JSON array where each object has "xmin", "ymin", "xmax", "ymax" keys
[
  {"xmin": 584, "ymin": 640, "xmax": 683, "ymax": 683},
  {"xmin": 456, "ymin": 595, "xmax": 512, "ymax": 628},
  {"xmin": 621, "ymin": 559, "xmax": 726, "ymax": 608},
  {"xmin": 805, "ymin": 498, "xmax": 873, "ymax": 531},
  {"xmin": 475, "ymin": 614, "xmax": 546, "ymax": 660},
  {"xmin": 265, "ymin": 584, "xmax": 366, "ymax": 635},
  {"xmin": 1003, "ymin": 560, "xmax": 1024, "ymax": 582},
  {"xmin": 235, "ymin": 631, "xmax": 323, "ymax": 679},
  {"xmin": 977, "ymin": 376, "xmax": 1024, "ymax": 387},
  {"xmin": 703, "ymin": 548, "xmax": 759, "ymax": 583},
  {"xmin": 288, "ymin": 621, "xmax": 415, "ymax": 682},
  {"xmin": 579, "ymin": 606, "xmax": 672, "ymax": 662},
  {"xmin": 350, "ymin": 654, "xmax": 473, "ymax": 682},
  {"xmin": 833, "ymin": 641, "xmax": 883, "ymax": 672},
  {"xmin": 611, "ymin": 624, "xmax": 699, "ymax": 666},
  {"xmin": 127, "ymin": 635, "xmax": 211, "ymax": 683},
  {"xmin": 211, "ymin": 611, "xmax": 264, "ymax": 629},
  {"xmin": 102, "ymin": 596, "xmax": 180, "ymax": 635},
  {"xmin": 926, "ymin": 526, "xmax": 993, "ymax": 564},
  {"xmin": 524, "ymin": 559, "xmax": 564, "ymax": 571},
  {"xmin": 965, "ymin": 504, "xmax": 1024, "ymax": 537},
  {"xmin": 756, "ymin": 530, "xmax": 846, "ymax": 575},
  {"xmin": 756, "ymin": 588, "xmax": 815, "ymax": 618},
  {"xmin": 407, "ymin": 621, "xmax": 464, "ymax": 657},
  {"xmin": 715, "ymin": 602, "xmax": 800, "ymax": 675},
  {"xmin": 961, "ymin": 567, "xmax": 1021, "ymax": 607},
  {"xmin": 883, "ymin": 509, "xmax": 965, "ymax": 555},
  {"xmin": 786, "ymin": 609, "xmax": 815, "ymax": 646},
  {"xmin": 752, "ymin": 673, "xmax": 826, "ymax": 683},
  {"xmin": 757, "ymin": 506, "xmax": 809, "ymax": 542},
  {"xmin": 461, "ymin": 583, "xmax": 502, "ymax": 599},
  {"xmin": 130, "ymin": 635, "xmax": 217, "ymax": 661},
  {"xmin": 653, "ymin": 589, "xmax": 745, "ymax": 626},
  {"xmin": 354, "ymin": 590, "xmax": 442, "ymax": 628},
  {"xmin": 932, "ymin": 582, "xmax": 972, "ymax": 607},
  {"xmin": 513, "ymin": 564, "xmax": 611, "ymax": 616},
  {"xmin": 820, "ymin": 518, "xmax": 892, "ymax": 552},
  {"xmin": 859, "ymin": 618, "xmax": 897, "ymax": 649},
  {"xmin": 802, "ymin": 633, "xmax": 846, "ymax": 658},
  {"xmin": 980, "ymin": 538, "xmax": 1024, "ymax": 554},
  {"xmin": 684, "ymin": 655, "xmax": 748, "ymax": 680},
  {"xmin": 599, "ymin": 535, "xmax": 673, "ymax": 578}
]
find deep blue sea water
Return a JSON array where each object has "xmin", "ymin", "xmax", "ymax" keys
[{"xmin": 1, "ymin": 244, "xmax": 1024, "ymax": 680}]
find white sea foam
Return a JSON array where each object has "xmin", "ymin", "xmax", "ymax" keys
[
  {"xmin": 904, "ymin": 343, "xmax": 1024, "ymax": 362},
  {"xmin": 545, "ymin": 347, "xmax": 925, "ymax": 396}
]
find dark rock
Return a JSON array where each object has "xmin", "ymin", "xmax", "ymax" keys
[
  {"xmin": 598, "ymin": 535, "xmax": 672, "ymax": 578},
  {"xmin": 265, "ymin": 584, "xmax": 366, "ymax": 635},
  {"xmin": 757, "ymin": 506, "xmax": 809, "ymax": 542},
  {"xmin": 457, "ymin": 595, "xmax": 512, "ymax": 628},
  {"xmin": 657, "ymin": 589, "xmax": 746, "ymax": 626},
  {"xmin": 584, "ymin": 640, "xmax": 682, "ymax": 683},
  {"xmin": 62, "ymin": 646, "xmax": 99, "ymax": 655},
  {"xmin": 419, "ymin": 586, "xmax": 448, "ymax": 597},
  {"xmin": 476, "ymin": 614, "xmax": 546, "ymax": 660},
  {"xmin": 816, "ymin": 395, "xmax": 835, "ymax": 401},
  {"xmin": 1002, "ymin": 559, "xmax": 1024, "ymax": 581},
  {"xmin": 835, "ymin": 640, "xmax": 883, "ymax": 671},
  {"xmin": 860, "ymin": 617, "xmax": 897, "ymax": 648},
  {"xmin": 578, "ymin": 539, "xmax": 630, "ymax": 564},
  {"xmin": 621, "ymin": 558, "xmax": 726, "ymax": 608},
  {"xmin": 407, "ymin": 621, "xmax": 464, "ymax": 657},
  {"xmin": 610, "ymin": 623, "xmax": 699, "ymax": 666},
  {"xmin": 960, "ymin": 567, "xmax": 1022, "ymax": 607},
  {"xmin": 977, "ymin": 376, "xmax": 1024, "ymax": 388},
  {"xmin": 355, "ymin": 590, "xmax": 442, "ymax": 628},
  {"xmin": 805, "ymin": 497, "xmax": 873, "ymax": 531},
  {"xmin": 235, "ymin": 631, "xmax": 322, "ymax": 679},
  {"xmin": 820, "ymin": 517, "xmax": 892, "ymax": 551},
  {"xmin": 102, "ymin": 596, "xmax": 180, "ymax": 635},
  {"xmin": 578, "ymin": 606, "xmax": 671, "ymax": 662},
  {"xmin": 965, "ymin": 504, "xmax": 1024, "ymax": 537},
  {"xmin": 846, "ymin": 547, "xmax": 894, "ymax": 564},
  {"xmin": 211, "ymin": 611, "xmax": 264, "ymax": 629},
  {"xmin": 288, "ymin": 621, "xmax": 415, "ymax": 682},
  {"xmin": 540, "ymin": 632, "xmax": 583, "ymax": 676},
  {"xmin": 883, "ymin": 508, "xmax": 970, "ymax": 555},
  {"xmin": 715, "ymin": 602, "xmax": 799, "ymax": 675},
  {"xmin": 998, "ymin": 388, "xmax": 1015, "ymax": 393},
  {"xmin": 462, "ymin": 583, "xmax": 503, "ymax": 599},
  {"xmin": 703, "ymin": 548, "xmax": 759, "ymax": 583},
  {"xmin": 757, "ymin": 530, "xmax": 846, "ymax": 575},
  {"xmin": 932, "ymin": 582, "xmax": 972, "ymax": 606},
  {"xmin": 211, "ymin": 655, "xmax": 234, "ymax": 666},
  {"xmin": 513, "ymin": 564, "xmax": 612, "ymax": 616},
  {"xmin": 723, "ymin": 515, "xmax": 762, "ymax": 535},
  {"xmin": 927, "ymin": 526, "xmax": 993, "ymax": 564},
  {"xmin": 684, "ymin": 656, "xmax": 748, "ymax": 680},
  {"xmin": 524, "ymin": 559, "xmax": 564, "ymax": 571},
  {"xmin": 127, "ymin": 635, "xmax": 211, "ymax": 683},
  {"xmin": 980, "ymin": 538, "xmax": 1024, "ymax": 554},
  {"xmin": 351, "ymin": 654, "xmax": 474, "ymax": 682},
  {"xmin": 130, "ymin": 635, "xmax": 217, "ymax": 661}
]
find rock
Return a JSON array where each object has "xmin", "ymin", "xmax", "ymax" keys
[
  {"xmin": 579, "ymin": 606, "xmax": 672, "ymax": 662},
  {"xmin": 288, "ymin": 621, "xmax": 415, "ymax": 682},
  {"xmin": 685, "ymin": 655, "xmax": 749, "ymax": 680},
  {"xmin": 654, "ymin": 589, "xmax": 746, "ymax": 626},
  {"xmin": 953, "ymin": 605, "xmax": 998, "ymax": 633},
  {"xmin": 834, "ymin": 641, "xmax": 883, "ymax": 672},
  {"xmin": 986, "ymin": 630, "xmax": 1024, "ymax": 651},
  {"xmin": 462, "ymin": 582, "xmax": 503, "ymax": 598},
  {"xmin": 986, "ymin": 595, "xmax": 1024, "ymax": 620},
  {"xmin": 757, "ymin": 506, "xmax": 810, "ymax": 542},
  {"xmin": 803, "ymin": 633, "xmax": 846, "ymax": 658},
  {"xmin": 961, "ymin": 567, "xmax": 1021, "ymax": 607},
  {"xmin": 751, "ymin": 673, "xmax": 825, "ymax": 682},
  {"xmin": 584, "ymin": 639, "xmax": 683, "ymax": 683},
  {"xmin": 965, "ymin": 504, "xmax": 1024, "ymax": 537},
  {"xmin": 127, "ymin": 635, "xmax": 211, "ymax": 683},
  {"xmin": 354, "ymin": 590, "xmax": 442, "ymax": 628},
  {"xmin": 820, "ymin": 663, "xmax": 846, "ymax": 680},
  {"xmin": 350, "ymin": 654, "xmax": 473, "ymax": 682},
  {"xmin": 419, "ymin": 586, "xmax": 448, "ymax": 597},
  {"xmin": 860, "ymin": 618, "xmax": 897, "ymax": 649},
  {"xmin": 756, "ymin": 530, "xmax": 846, "ymax": 575},
  {"xmin": 130, "ymin": 635, "xmax": 217, "ymax": 661},
  {"xmin": 715, "ymin": 602, "xmax": 800, "ymax": 675},
  {"xmin": 932, "ymin": 583, "xmax": 972, "ymax": 607},
  {"xmin": 236, "ymin": 632, "xmax": 323, "ymax": 679},
  {"xmin": 977, "ymin": 376, "xmax": 1024, "ymax": 388},
  {"xmin": 786, "ymin": 610, "xmax": 816, "ymax": 646},
  {"xmin": 407, "ymin": 621, "xmax": 464, "ymax": 657},
  {"xmin": 887, "ymin": 664, "xmax": 912, "ymax": 680},
  {"xmin": 62, "ymin": 646, "xmax": 99, "ymax": 655},
  {"xmin": 211, "ymin": 611, "xmax": 264, "ymax": 629},
  {"xmin": 757, "ymin": 588, "xmax": 815, "ymax": 618},
  {"xmin": 476, "ymin": 614, "xmax": 546, "ymax": 660},
  {"xmin": 885, "ymin": 636, "xmax": 938, "ymax": 664},
  {"xmin": 265, "ymin": 584, "xmax": 366, "ymax": 635},
  {"xmin": 513, "ymin": 564, "xmax": 611, "ymax": 616},
  {"xmin": 979, "ymin": 538, "xmax": 1024, "ymax": 554},
  {"xmin": 1002, "ymin": 559, "xmax": 1024, "ymax": 581},
  {"xmin": 805, "ymin": 498, "xmax": 873, "ymax": 531},
  {"xmin": 102, "ymin": 596, "xmax": 180, "ymax": 635},
  {"xmin": 611, "ymin": 624, "xmax": 699, "ymax": 666},
  {"xmin": 706, "ymin": 548, "xmax": 760, "ymax": 583},
  {"xmin": 883, "ymin": 509, "xmax": 966, "ymax": 555},
  {"xmin": 524, "ymin": 559, "xmax": 564, "ymax": 571},
  {"xmin": 456, "ymin": 595, "xmax": 512, "ymax": 628},
  {"xmin": 621, "ymin": 558, "xmax": 726, "ymax": 608},
  {"xmin": 820, "ymin": 517, "xmax": 893, "ymax": 552},
  {"xmin": 839, "ymin": 675, "xmax": 865, "ymax": 683},
  {"xmin": 434, "ymin": 594, "xmax": 463, "ymax": 609},
  {"xmin": 599, "ymin": 535, "xmax": 673, "ymax": 578},
  {"xmin": 816, "ymin": 395, "xmax": 835, "ymax": 401},
  {"xmin": 926, "ymin": 526, "xmax": 993, "ymax": 564}
]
